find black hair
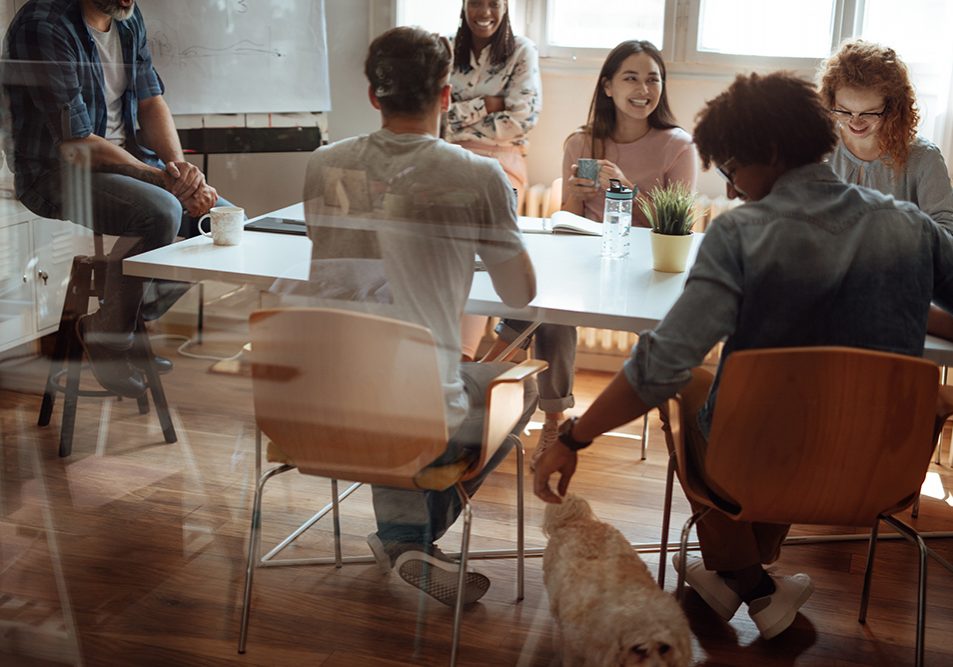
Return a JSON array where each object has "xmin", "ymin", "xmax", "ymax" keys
[
  {"xmin": 694, "ymin": 72, "xmax": 837, "ymax": 170},
  {"xmin": 452, "ymin": 0, "xmax": 515, "ymax": 73}
]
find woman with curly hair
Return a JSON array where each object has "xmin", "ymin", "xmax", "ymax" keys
[{"xmin": 818, "ymin": 39, "xmax": 953, "ymax": 228}]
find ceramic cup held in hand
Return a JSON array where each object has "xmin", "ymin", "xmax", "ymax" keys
[
  {"xmin": 575, "ymin": 158, "xmax": 600, "ymax": 183},
  {"xmin": 197, "ymin": 206, "xmax": 244, "ymax": 246}
]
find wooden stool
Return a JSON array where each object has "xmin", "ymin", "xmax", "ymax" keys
[{"xmin": 37, "ymin": 237, "xmax": 177, "ymax": 456}]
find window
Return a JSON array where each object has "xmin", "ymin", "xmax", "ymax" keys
[
  {"xmin": 695, "ymin": 0, "xmax": 836, "ymax": 59},
  {"xmin": 546, "ymin": 0, "xmax": 665, "ymax": 51},
  {"xmin": 859, "ymin": 0, "xmax": 953, "ymax": 142},
  {"xmin": 396, "ymin": 0, "xmax": 462, "ymax": 36}
]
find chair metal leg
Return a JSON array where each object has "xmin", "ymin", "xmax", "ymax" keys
[
  {"xmin": 911, "ymin": 494, "xmax": 920, "ymax": 519},
  {"xmin": 254, "ymin": 427, "xmax": 262, "ymax": 482},
  {"xmin": 331, "ymin": 480, "xmax": 343, "ymax": 568},
  {"xmin": 879, "ymin": 515, "xmax": 927, "ymax": 667},
  {"xmin": 238, "ymin": 463, "xmax": 294, "ymax": 654},
  {"xmin": 641, "ymin": 412, "xmax": 649, "ymax": 460},
  {"xmin": 450, "ymin": 483, "xmax": 473, "ymax": 667},
  {"xmin": 938, "ymin": 368, "xmax": 948, "ymax": 465},
  {"xmin": 676, "ymin": 510, "xmax": 706, "ymax": 602},
  {"xmin": 658, "ymin": 452, "xmax": 676, "ymax": 588},
  {"xmin": 515, "ymin": 435, "xmax": 525, "ymax": 601},
  {"xmin": 859, "ymin": 520, "xmax": 880, "ymax": 623}
]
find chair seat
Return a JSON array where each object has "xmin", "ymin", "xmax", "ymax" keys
[{"xmin": 266, "ymin": 439, "xmax": 475, "ymax": 491}]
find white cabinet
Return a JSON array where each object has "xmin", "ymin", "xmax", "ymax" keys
[
  {"xmin": 0, "ymin": 219, "xmax": 33, "ymax": 347},
  {"xmin": 0, "ymin": 199, "xmax": 93, "ymax": 353}
]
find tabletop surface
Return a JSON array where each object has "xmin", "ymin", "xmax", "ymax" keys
[{"xmin": 123, "ymin": 203, "xmax": 953, "ymax": 364}]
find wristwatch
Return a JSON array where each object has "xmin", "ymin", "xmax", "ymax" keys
[{"xmin": 557, "ymin": 417, "xmax": 593, "ymax": 452}]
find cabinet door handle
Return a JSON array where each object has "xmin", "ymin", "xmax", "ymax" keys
[{"xmin": 38, "ymin": 270, "xmax": 49, "ymax": 285}]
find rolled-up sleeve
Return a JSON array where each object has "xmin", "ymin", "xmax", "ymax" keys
[{"xmin": 622, "ymin": 220, "xmax": 743, "ymax": 406}]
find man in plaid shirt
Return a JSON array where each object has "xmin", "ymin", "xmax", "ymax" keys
[{"xmin": 4, "ymin": 0, "xmax": 224, "ymax": 397}]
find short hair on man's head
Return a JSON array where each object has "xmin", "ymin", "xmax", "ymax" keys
[
  {"xmin": 364, "ymin": 27, "xmax": 452, "ymax": 116},
  {"xmin": 818, "ymin": 39, "xmax": 918, "ymax": 169},
  {"xmin": 693, "ymin": 72, "xmax": 837, "ymax": 171}
]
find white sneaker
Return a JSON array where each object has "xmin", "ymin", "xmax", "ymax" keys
[
  {"xmin": 747, "ymin": 573, "xmax": 814, "ymax": 639},
  {"xmin": 529, "ymin": 420, "xmax": 560, "ymax": 472},
  {"xmin": 673, "ymin": 553, "xmax": 742, "ymax": 620}
]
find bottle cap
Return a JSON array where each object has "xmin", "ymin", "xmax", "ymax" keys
[{"xmin": 605, "ymin": 178, "xmax": 634, "ymax": 200}]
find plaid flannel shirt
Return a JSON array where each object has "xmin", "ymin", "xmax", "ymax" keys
[{"xmin": 3, "ymin": 0, "xmax": 163, "ymax": 217}]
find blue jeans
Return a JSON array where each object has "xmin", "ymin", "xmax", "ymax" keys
[
  {"xmin": 371, "ymin": 361, "xmax": 538, "ymax": 546},
  {"xmin": 496, "ymin": 319, "xmax": 576, "ymax": 413},
  {"xmin": 84, "ymin": 174, "xmax": 228, "ymax": 340}
]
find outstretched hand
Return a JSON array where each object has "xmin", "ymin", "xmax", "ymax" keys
[{"xmin": 533, "ymin": 440, "xmax": 577, "ymax": 504}]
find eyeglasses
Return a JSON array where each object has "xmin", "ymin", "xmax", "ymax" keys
[
  {"xmin": 715, "ymin": 161, "xmax": 737, "ymax": 186},
  {"xmin": 715, "ymin": 160, "xmax": 748, "ymax": 199},
  {"xmin": 829, "ymin": 108, "xmax": 887, "ymax": 123}
]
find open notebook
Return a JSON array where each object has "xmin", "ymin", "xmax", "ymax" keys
[{"xmin": 518, "ymin": 211, "xmax": 603, "ymax": 236}]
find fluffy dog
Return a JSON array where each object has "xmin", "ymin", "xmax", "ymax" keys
[{"xmin": 543, "ymin": 494, "xmax": 693, "ymax": 666}]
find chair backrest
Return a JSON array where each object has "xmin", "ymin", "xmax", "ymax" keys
[
  {"xmin": 248, "ymin": 307, "xmax": 450, "ymax": 489},
  {"xmin": 702, "ymin": 346, "xmax": 938, "ymax": 526}
]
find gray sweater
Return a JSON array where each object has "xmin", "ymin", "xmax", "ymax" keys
[{"xmin": 829, "ymin": 136, "xmax": 953, "ymax": 232}]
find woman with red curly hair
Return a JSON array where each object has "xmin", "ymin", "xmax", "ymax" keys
[{"xmin": 818, "ymin": 39, "xmax": 953, "ymax": 228}]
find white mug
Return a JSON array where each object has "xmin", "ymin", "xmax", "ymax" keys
[{"xmin": 198, "ymin": 206, "xmax": 245, "ymax": 246}]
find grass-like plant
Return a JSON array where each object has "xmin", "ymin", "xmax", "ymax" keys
[{"xmin": 639, "ymin": 182, "xmax": 697, "ymax": 236}]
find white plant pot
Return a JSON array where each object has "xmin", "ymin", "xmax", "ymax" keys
[{"xmin": 650, "ymin": 231, "xmax": 694, "ymax": 273}]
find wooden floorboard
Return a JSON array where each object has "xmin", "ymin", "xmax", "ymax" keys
[{"xmin": 1, "ymin": 326, "xmax": 952, "ymax": 666}]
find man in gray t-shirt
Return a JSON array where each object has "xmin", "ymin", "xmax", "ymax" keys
[
  {"xmin": 535, "ymin": 72, "xmax": 953, "ymax": 640},
  {"xmin": 301, "ymin": 27, "xmax": 537, "ymax": 607}
]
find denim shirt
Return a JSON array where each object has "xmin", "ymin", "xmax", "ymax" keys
[
  {"xmin": 623, "ymin": 163, "xmax": 953, "ymax": 436},
  {"xmin": 3, "ymin": 0, "xmax": 163, "ymax": 217}
]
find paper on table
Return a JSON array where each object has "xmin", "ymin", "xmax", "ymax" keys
[
  {"xmin": 550, "ymin": 210, "xmax": 603, "ymax": 236},
  {"xmin": 517, "ymin": 212, "xmax": 603, "ymax": 235}
]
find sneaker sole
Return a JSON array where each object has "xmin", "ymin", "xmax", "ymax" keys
[
  {"xmin": 397, "ymin": 558, "xmax": 490, "ymax": 607},
  {"xmin": 757, "ymin": 580, "xmax": 815, "ymax": 640},
  {"xmin": 365, "ymin": 533, "xmax": 393, "ymax": 575},
  {"xmin": 675, "ymin": 555, "xmax": 741, "ymax": 621}
]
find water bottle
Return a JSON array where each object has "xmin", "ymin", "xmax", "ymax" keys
[{"xmin": 601, "ymin": 178, "xmax": 635, "ymax": 259}]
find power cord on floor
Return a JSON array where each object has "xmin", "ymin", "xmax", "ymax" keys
[{"xmin": 150, "ymin": 334, "xmax": 246, "ymax": 363}]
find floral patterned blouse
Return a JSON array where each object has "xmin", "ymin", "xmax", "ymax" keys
[{"xmin": 446, "ymin": 35, "xmax": 542, "ymax": 152}]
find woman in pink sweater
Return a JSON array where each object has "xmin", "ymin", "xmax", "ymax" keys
[{"xmin": 563, "ymin": 40, "xmax": 696, "ymax": 226}]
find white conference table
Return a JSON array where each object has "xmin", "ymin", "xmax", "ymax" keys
[{"xmin": 124, "ymin": 202, "xmax": 953, "ymax": 366}]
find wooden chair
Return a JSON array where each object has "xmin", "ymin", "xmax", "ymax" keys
[
  {"xmin": 37, "ymin": 234, "xmax": 176, "ymax": 456},
  {"xmin": 657, "ymin": 347, "xmax": 940, "ymax": 667},
  {"xmin": 238, "ymin": 307, "xmax": 546, "ymax": 666}
]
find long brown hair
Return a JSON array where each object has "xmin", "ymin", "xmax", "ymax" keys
[
  {"xmin": 576, "ymin": 40, "xmax": 678, "ymax": 159},
  {"xmin": 818, "ymin": 39, "xmax": 919, "ymax": 170},
  {"xmin": 453, "ymin": 0, "xmax": 516, "ymax": 73}
]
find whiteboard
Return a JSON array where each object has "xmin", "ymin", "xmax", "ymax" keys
[{"xmin": 138, "ymin": 0, "xmax": 331, "ymax": 115}]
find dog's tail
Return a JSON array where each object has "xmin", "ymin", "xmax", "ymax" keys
[{"xmin": 542, "ymin": 493, "xmax": 596, "ymax": 537}]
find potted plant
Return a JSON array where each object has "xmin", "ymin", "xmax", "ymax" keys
[{"xmin": 639, "ymin": 182, "xmax": 697, "ymax": 273}]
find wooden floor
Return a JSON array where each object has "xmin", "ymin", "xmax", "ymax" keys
[{"xmin": 1, "ymin": 319, "xmax": 952, "ymax": 666}]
